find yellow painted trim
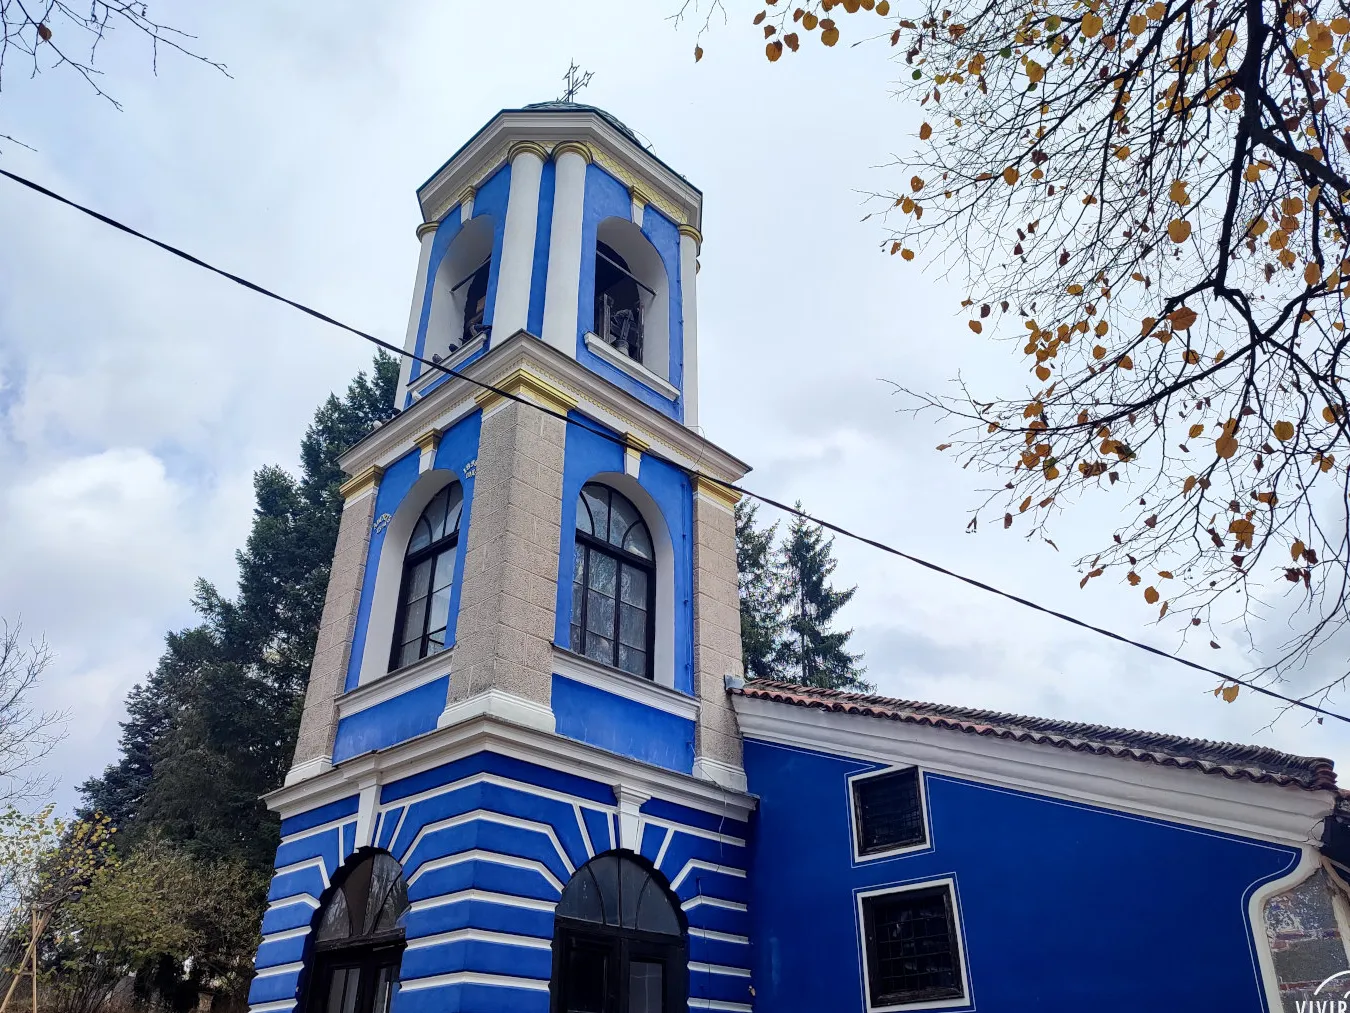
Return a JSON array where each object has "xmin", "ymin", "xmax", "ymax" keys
[
  {"xmin": 456, "ymin": 185, "xmax": 478, "ymax": 207},
  {"xmin": 623, "ymin": 431, "xmax": 651, "ymax": 453},
  {"xmin": 552, "ymin": 141, "xmax": 594, "ymax": 165},
  {"xmin": 629, "ymin": 185, "xmax": 652, "ymax": 210},
  {"xmin": 507, "ymin": 140, "xmax": 551, "ymax": 162},
  {"xmin": 693, "ymin": 475, "xmax": 741, "ymax": 511},
  {"xmin": 473, "ymin": 367, "xmax": 579, "ymax": 417},
  {"xmin": 340, "ymin": 465, "xmax": 385, "ymax": 502},
  {"xmin": 678, "ymin": 224, "xmax": 704, "ymax": 247},
  {"xmin": 414, "ymin": 428, "xmax": 443, "ymax": 455},
  {"xmin": 415, "ymin": 221, "xmax": 440, "ymax": 240}
]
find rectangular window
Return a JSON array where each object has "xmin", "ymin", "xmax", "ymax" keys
[
  {"xmin": 861, "ymin": 884, "xmax": 964, "ymax": 1008},
  {"xmin": 853, "ymin": 767, "xmax": 926, "ymax": 856}
]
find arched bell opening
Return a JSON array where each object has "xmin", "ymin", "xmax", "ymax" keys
[
  {"xmin": 550, "ymin": 852, "xmax": 687, "ymax": 1013},
  {"xmin": 301, "ymin": 851, "xmax": 409, "ymax": 1013}
]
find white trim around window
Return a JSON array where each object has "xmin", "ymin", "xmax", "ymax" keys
[
  {"xmin": 552, "ymin": 646, "xmax": 699, "ymax": 722},
  {"xmin": 856, "ymin": 877, "xmax": 971, "ymax": 1013},
  {"xmin": 848, "ymin": 765, "xmax": 933, "ymax": 864}
]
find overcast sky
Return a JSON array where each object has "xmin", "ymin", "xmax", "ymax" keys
[{"xmin": 1, "ymin": 0, "xmax": 1347, "ymax": 813}]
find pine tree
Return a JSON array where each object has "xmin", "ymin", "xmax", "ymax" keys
[
  {"xmin": 774, "ymin": 504, "xmax": 868, "ymax": 691},
  {"xmin": 734, "ymin": 501, "xmax": 788, "ymax": 681},
  {"xmin": 79, "ymin": 352, "xmax": 399, "ymax": 870}
]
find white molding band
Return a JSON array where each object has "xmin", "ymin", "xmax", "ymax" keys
[
  {"xmin": 338, "ymin": 651, "xmax": 455, "ymax": 719},
  {"xmin": 407, "ymin": 334, "xmax": 487, "ymax": 399},
  {"xmin": 438, "ymin": 688, "xmax": 556, "ymax": 734},
  {"xmin": 584, "ymin": 332, "xmax": 681, "ymax": 401},
  {"xmin": 693, "ymin": 756, "xmax": 747, "ymax": 793},
  {"xmin": 553, "ymin": 648, "xmax": 699, "ymax": 722},
  {"xmin": 283, "ymin": 756, "xmax": 333, "ymax": 788}
]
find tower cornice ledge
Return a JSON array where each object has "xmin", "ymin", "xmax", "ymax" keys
[{"xmin": 339, "ymin": 330, "xmax": 751, "ymax": 487}]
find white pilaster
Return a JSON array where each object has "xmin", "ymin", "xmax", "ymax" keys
[
  {"xmin": 541, "ymin": 143, "xmax": 592, "ymax": 356},
  {"xmin": 492, "ymin": 142, "xmax": 547, "ymax": 339},
  {"xmin": 615, "ymin": 784, "xmax": 651, "ymax": 852},
  {"xmin": 398, "ymin": 221, "xmax": 440, "ymax": 397},
  {"xmin": 355, "ymin": 780, "xmax": 381, "ymax": 849},
  {"xmin": 678, "ymin": 225, "xmax": 702, "ymax": 428}
]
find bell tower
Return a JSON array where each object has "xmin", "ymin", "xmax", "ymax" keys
[{"xmin": 253, "ymin": 104, "xmax": 757, "ymax": 1013}]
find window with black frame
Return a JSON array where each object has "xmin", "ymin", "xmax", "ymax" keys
[
  {"xmin": 390, "ymin": 483, "xmax": 463, "ymax": 670},
  {"xmin": 861, "ymin": 884, "xmax": 965, "ymax": 1008},
  {"xmin": 594, "ymin": 241, "xmax": 647, "ymax": 363},
  {"xmin": 853, "ymin": 767, "xmax": 927, "ymax": 856},
  {"xmin": 570, "ymin": 484, "xmax": 655, "ymax": 679},
  {"xmin": 551, "ymin": 853, "xmax": 687, "ymax": 1013},
  {"xmin": 304, "ymin": 852, "xmax": 409, "ymax": 1013}
]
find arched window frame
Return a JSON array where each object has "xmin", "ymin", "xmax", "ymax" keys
[
  {"xmin": 425, "ymin": 215, "xmax": 496, "ymax": 365},
  {"xmin": 550, "ymin": 852, "xmax": 687, "ymax": 1013},
  {"xmin": 302, "ymin": 851, "xmax": 409, "ymax": 1013},
  {"xmin": 590, "ymin": 217, "xmax": 671, "ymax": 382},
  {"xmin": 570, "ymin": 483, "xmax": 657, "ymax": 681},
  {"xmin": 389, "ymin": 481, "xmax": 464, "ymax": 671}
]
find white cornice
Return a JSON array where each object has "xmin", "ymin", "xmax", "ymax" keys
[
  {"xmin": 732, "ymin": 696, "xmax": 1333, "ymax": 847},
  {"xmin": 553, "ymin": 648, "xmax": 700, "ymax": 722},
  {"xmin": 417, "ymin": 110, "xmax": 702, "ymax": 231},
  {"xmin": 338, "ymin": 651, "xmax": 454, "ymax": 718},
  {"xmin": 339, "ymin": 331, "xmax": 751, "ymax": 485},
  {"xmin": 265, "ymin": 711, "xmax": 757, "ymax": 823},
  {"xmin": 584, "ymin": 333, "xmax": 681, "ymax": 402}
]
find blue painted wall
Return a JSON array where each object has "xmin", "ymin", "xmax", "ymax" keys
[
  {"xmin": 553, "ymin": 412, "xmax": 694, "ymax": 695},
  {"xmin": 575, "ymin": 163, "xmax": 684, "ymax": 421},
  {"xmin": 343, "ymin": 410, "xmax": 483, "ymax": 693},
  {"xmin": 252, "ymin": 752, "xmax": 750, "ymax": 1013},
  {"xmin": 331, "ymin": 675, "xmax": 449, "ymax": 764},
  {"xmin": 526, "ymin": 158, "xmax": 556, "ymax": 337},
  {"xmin": 743, "ymin": 737, "xmax": 1299, "ymax": 1011},
  {"xmin": 409, "ymin": 162, "xmax": 512, "ymax": 387},
  {"xmin": 551, "ymin": 675, "xmax": 695, "ymax": 774}
]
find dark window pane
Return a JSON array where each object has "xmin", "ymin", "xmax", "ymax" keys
[
  {"xmin": 582, "ymin": 486, "xmax": 610, "ymax": 545},
  {"xmin": 855, "ymin": 768, "xmax": 925, "ymax": 853},
  {"xmin": 432, "ymin": 550, "xmax": 455, "ymax": 592},
  {"xmin": 588, "ymin": 553, "xmax": 617, "ymax": 597},
  {"xmin": 565, "ymin": 944, "xmax": 610, "ymax": 1013},
  {"xmin": 618, "ymin": 603, "xmax": 647, "ymax": 650},
  {"xmin": 619, "ymin": 566, "xmax": 647, "ymax": 608},
  {"xmin": 324, "ymin": 967, "xmax": 360, "ymax": 1013},
  {"xmin": 570, "ymin": 622, "xmax": 584, "ymax": 655},
  {"xmin": 443, "ymin": 485, "xmax": 464, "ymax": 536},
  {"xmin": 586, "ymin": 633, "xmax": 615, "ymax": 667},
  {"xmin": 628, "ymin": 961, "xmax": 663, "ymax": 1013},
  {"xmin": 397, "ymin": 639, "xmax": 422, "ymax": 669},
  {"xmin": 397, "ymin": 597, "xmax": 427, "ymax": 654},
  {"xmin": 370, "ymin": 966, "xmax": 395, "ymax": 1013},
  {"xmin": 618, "ymin": 645, "xmax": 647, "ymax": 678},
  {"xmin": 427, "ymin": 588, "xmax": 451, "ymax": 639},
  {"xmin": 608, "ymin": 493, "xmax": 640, "ymax": 548},
  {"xmin": 316, "ymin": 890, "xmax": 351, "ymax": 941},
  {"xmin": 577, "ymin": 494, "xmax": 595, "ymax": 536},
  {"xmin": 424, "ymin": 487, "xmax": 448, "ymax": 541},
  {"xmin": 573, "ymin": 542, "xmax": 586, "ymax": 584},
  {"xmin": 586, "ymin": 590, "xmax": 615, "ymax": 638},
  {"xmin": 865, "ymin": 887, "xmax": 962, "ymax": 1004},
  {"xmin": 558, "ymin": 866, "xmax": 607, "ymax": 924},
  {"xmin": 623, "ymin": 523, "xmax": 653, "ymax": 560},
  {"xmin": 407, "ymin": 559, "xmax": 433, "ymax": 601},
  {"xmin": 407, "ymin": 515, "xmax": 433, "ymax": 555}
]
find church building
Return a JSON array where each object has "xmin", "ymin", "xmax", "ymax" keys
[{"xmin": 248, "ymin": 103, "xmax": 1350, "ymax": 1013}]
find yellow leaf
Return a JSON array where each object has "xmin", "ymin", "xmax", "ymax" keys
[
  {"xmin": 1169, "ymin": 179, "xmax": 1191, "ymax": 205},
  {"xmin": 1333, "ymin": 16, "xmax": 1350, "ymax": 33},
  {"xmin": 919, "ymin": 122, "xmax": 932, "ymax": 140},
  {"xmin": 1092, "ymin": 344, "xmax": 1107, "ymax": 359},
  {"xmin": 901, "ymin": 248, "xmax": 915, "ymax": 261},
  {"xmin": 1081, "ymin": 12, "xmax": 1103, "ymax": 36},
  {"xmin": 1158, "ymin": 570, "xmax": 1173, "ymax": 579},
  {"xmin": 1330, "ymin": 69, "xmax": 1347, "ymax": 92},
  {"xmin": 1222, "ymin": 91, "xmax": 1242, "ymax": 110},
  {"xmin": 1320, "ymin": 452, "xmax": 1338, "ymax": 472},
  {"xmin": 1114, "ymin": 145, "xmax": 1131, "ymax": 160},
  {"xmin": 1035, "ymin": 364, "xmax": 1052, "ymax": 381},
  {"xmin": 1215, "ymin": 435, "xmax": 1239, "ymax": 458},
  {"xmin": 876, "ymin": 0, "xmax": 891, "ymax": 13},
  {"xmin": 969, "ymin": 320, "xmax": 983, "ymax": 334},
  {"xmin": 1067, "ymin": 283, "xmax": 1085, "ymax": 295},
  {"xmin": 1229, "ymin": 517, "xmax": 1255, "ymax": 548},
  {"xmin": 1045, "ymin": 465, "xmax": 1060, "ymax": 479},
  {"xmin": 1306, "ymin": 262, "xmax": 1323, "ymax": 285},
  {"xmin": 1095, "ymin": 320, "xmax": 1109, "ymax": 336},
  {"xmin": 1003, "ymin": 166, "xmax": 1020, "ymax": 185},
  {"xmin": 1292, "ymin": 538, "xmax": 1306, "ymax": 560},
  {"xmin": 1128, "ymin": 13, "xmax": 1147, "ymax": 34},
  {"xmin": 1273, "ymin": 420, "xmax": 1295, "ymax": 441},
  {"xmin": 766, "ymin": 40, "xmax": 784, "ymax": 61},
  {"xmin": 1127, "ymin": 571, "xmax": 1141, "ymax": 585},
  {"xmin": 911, "ymin": 175, "xmax": 925, "ymax": 192},
  {"xmin": 1221, "ymin": 683, "xmax": 1240, "ymax": 703},
  {"xmin": 1324, "ymin": 405, "xmax": 1341, "ymax": 423},
  {"xmin": 1183, "ymin": 475, "xmax": 1197, "ymax": 493},
  {"xmin": 1168, "ymin": 219, "xmax": 1192, "ymax": 243},
  {"xmin": 1118, "ymin": 355, "xmax": 1134, "ymax": 370},
  {"xmin": 821, "ymin": 26, "xmax": 840, "ymax": 45},
  {"xmin": 803, "ymin": 11, "xmax": 818, "ymax": 28},
  {"xmin": 1188, "ymin": 424, "xmax": 1204, "ymax": 438},
  {"xmin": 694, "ymin": 45, "xmax": 704, "ymax": 62},
  {"xmin": 1144, "ymin": 586, "xmax": 1160, "ymax": 604},
  {"xmin": 1026, "ymin": 60, "xmax": 1045, "ymax": 83}
]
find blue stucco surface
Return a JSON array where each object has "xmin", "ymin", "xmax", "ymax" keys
[
  {"xmin": 575, "ymin": 163, "xmax": 684, "ymax": 420},
  {"xmin": 553, "ymin": 412, "xmax": 694, "ymax": 695},
  {"xmin": 526, "ymin": 157, "xmax": 555, "ymax": 337},
  {"xmin": 743, "ymin": 737, "xmax": 1299, "ymax": 1011},
  {"xmin": 331, "ymin": 675, "xmax": 449, "ymax": 764},
  {"xmin": 343, "ymin": 410, "xmax": 482, "ymax": 695},
  {"xmin": 551, "ymin": 674, "xmax": 695, "ymax": 774}
]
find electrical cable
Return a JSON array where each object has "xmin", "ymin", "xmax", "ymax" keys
[{"xmin": 3, "ymin": 166, "xmax": 1348, "ymax": 726}]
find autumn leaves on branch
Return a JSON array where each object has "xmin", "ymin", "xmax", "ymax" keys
[{"xmin": 692, "ymin": 0, "xmax": 1350, "ymax": 699}]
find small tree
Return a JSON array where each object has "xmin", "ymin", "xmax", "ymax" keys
[
  {"xmin": 735, "ymin": 502, "xmax": 789, "ymax": 679},
  {"xmin": 775, "ymin": 506, "xmax": 869, "ymax": 690},
  {"xmin": 0, "ymin": 622, "xmax": 67, "ymax": 805}
]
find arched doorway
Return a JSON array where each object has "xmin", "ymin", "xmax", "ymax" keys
[
  {"xmin": 551, "ymin": 853, "xmax": 687, "ymax": 1013},
  {"xmin": 304, "ymin": 851, "xmax": 409, "ymax": 1013}
]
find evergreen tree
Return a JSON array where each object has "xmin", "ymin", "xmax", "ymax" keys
[
  {"xmin": 734, "ymin": 501, "xmax": 788, "ymax": 680},
  {"xmin": 79, "ymin": 352, "xmax": 399, "ymax": 871},
  {"xmin": 774, "ymin": 504, "xmax": 869, "ymax": 691}
]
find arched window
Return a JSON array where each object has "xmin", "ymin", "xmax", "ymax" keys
[
  {"xmin": 570, "ymin": 484, "xmax": 655, "ymax": 679},
  {"xmin": 391, "ymin": 483, "xmax": 463, "ymax": 670},
  {"xmin": 305, "ymin": 852, "xmax": 409, "ymax": 1013},
  {"xmin": 425, "ymin": 215, "xmax": 495, "ymax": 363},
  {"xmin": 551, "ymin": 853, "xmax": 686, "ymax": 1013}
]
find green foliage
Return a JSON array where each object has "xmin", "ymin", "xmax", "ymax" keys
[
  {"xmin": 735, "ymin": 502, "xmax": 788, "ymax": 680},
  {"xmin": 734, "ymin": 500, "xmax": 867, "ymax": 690}
]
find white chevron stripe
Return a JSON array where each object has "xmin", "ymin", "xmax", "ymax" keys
[
  {"xmin": 682, "ymin": 896, "xmax": 747, "ymax": 913},
  {"xmin": 248, "ymin": 1002, "xmax": 296, "ymax": 1013},
  {"xmin": 399, "ymin": 809, "xmax": 574, "ymax": 878},
  {"xmin": 271, "ymin": 856, "xmax": 331, "ymax": 890},
  {"xmin": 252, "ymin": 962, "xmax": 303, "ymax": 980},
  {"xmin": 406, "ymin": 848, "xmax": 563, "ymax": 894},
  {"xmin": 265, "ymin": 895, "xmax": 319, "ymax": 913},
  {"xmin": 405, "ymin": 928, "xmax": 551, "ymax": 951},
  {"xmin": 574, "ymin": 803, "xmax": 595, "ymax": 858},
  {"xmin": 689, "ymin": 1000, "xmax": 752, "ymax": 1012},
  {"xmin": 688, "ymin": 927, "xmax": 750, "ymax": 945},
  {"xmin": 407, "ymin": 888, "xmax": 557, "ymax": 914},
  {"xmin": 688, "ymin": 962, "xmax": 751, "ymax": 978},
  {"xmin": 639, "ymin": 817, "xmax": 745, "ymax": 848},
  {"xmin": 670, "ymin": 859, "xmax": 747, "ymax": 893},
  {"xmin": 259, "ymin": 926, "xmax": 311, "ymax": 945},
  {"xmin": 652, "ymin": 827, "xmax": 674, "ymax": 873},
  {"xmin": 279, "ymin": 817, "xmax": 349, "ymax": 846},
  {"xmin": 398, "ymin": 971, "xmax": 549, "ymax": 993}
]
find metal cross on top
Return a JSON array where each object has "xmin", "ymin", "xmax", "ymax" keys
[{"xmin": 560, "ymin": 61, "xmax": 594, "ymax": 102}]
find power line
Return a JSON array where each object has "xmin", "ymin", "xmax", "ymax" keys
[{"xmin": 3, "ymin": 165, "xmax": 1347, "ymax": 727}]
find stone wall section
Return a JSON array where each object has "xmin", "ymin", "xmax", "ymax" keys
[
  {"xmin": 291, "ymin": 490, "xmax": 377, "ymax": 772},
  {"xmin": 691, "ymin": 490, "xmax": 745, "ymax": 773},
  {"xmin": 450, "ymin": 399, "xmax": 567, "ymax": 709},
  {"xmin": 1266, "ymin": 866, "xmax": 1350, "ymax": 1008}
]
